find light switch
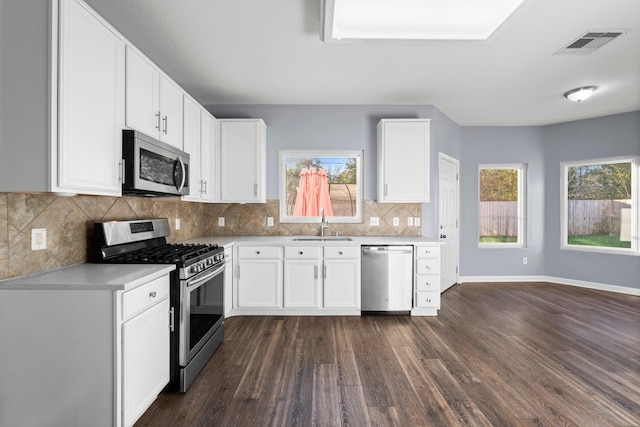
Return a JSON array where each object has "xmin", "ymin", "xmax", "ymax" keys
[{"xmin": 370, "ymin": 217, "xmax": 380, "ymax": 226}]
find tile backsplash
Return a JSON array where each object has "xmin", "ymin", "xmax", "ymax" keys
[{"xmin": 0, "ymin": 193, "xmax": 421, "ymax": 280}]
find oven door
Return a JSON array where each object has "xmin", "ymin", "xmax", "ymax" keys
[{"xmin": 179, "ymin": 264, "xmax": 224, "ymax": 366}]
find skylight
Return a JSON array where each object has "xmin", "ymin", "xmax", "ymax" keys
[{"xmin": 322, "ymin": 0, "xmax": 526, "ymax": 41}]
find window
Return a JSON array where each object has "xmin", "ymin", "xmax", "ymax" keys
[
  {"xmin": 478, "ymin": 164, "xmax": 527, "ymax": 247},
  {"xmin": 279, "ymin": 150, "xmax": 363, "ymax": 223},
  {"xmin": 562, "ymin": 157, "xmax": 638, "ymax": 254}
]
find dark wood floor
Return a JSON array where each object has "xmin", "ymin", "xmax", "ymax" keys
[{"xmin": 135, "ymin": 282, "xmax": 640, "ymax": 426}]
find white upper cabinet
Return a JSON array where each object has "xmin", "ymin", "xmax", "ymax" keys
[
  {"xmin": 125, "ymin": 46, "xmax": 184, "ymax": 149},
  {"xmin": 182, "ymin": 97, "xmax": 216, "ymax": 203},
  {"xmin": 0, "ymin": 0, "xmax": 124, "ymax": 196},
  {"xmin": 217, "ymin": 119, "xmax": 266, "ymax": 203},
  {"xmin": 200, "ymin": 111, "xmax": 217, "ymax": 202},
  {"xmin": 57, "ymin": 0, "xmax": 124, "ymax": 195},
  {"xmin": 377, "ymin": 119, "xmax": 431, "ymax": 203}
]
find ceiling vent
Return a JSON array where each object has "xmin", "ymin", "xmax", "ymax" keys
[{"xmin": 556, "ymin": 30, "xmax": 629, "ymax": 54}]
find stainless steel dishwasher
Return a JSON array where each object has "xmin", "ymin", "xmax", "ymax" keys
[{"xmin": 361, "ymin": 245, "xmax": 413, "ymax": 312}]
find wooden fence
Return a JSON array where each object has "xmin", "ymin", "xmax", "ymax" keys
[
  {"xmin": 479, "ymin": 200, "xmax": 631, "ymax": 237},
  {"xmin": 479, "ymin": 201, "xmax": 518, "ymax": 237},
  {"xmin": 567, "ymin": 199, "xmax": 631, "ymax": 236}
]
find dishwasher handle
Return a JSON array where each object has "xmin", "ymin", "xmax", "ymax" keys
[{"xmin": 362, "ymin": 246, "xmax": 413, "ymax": 255}]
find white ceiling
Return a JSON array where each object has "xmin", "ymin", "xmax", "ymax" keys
[{"xmin": 85, "ymin": 0, "xmax": 640, "ymax": 126}]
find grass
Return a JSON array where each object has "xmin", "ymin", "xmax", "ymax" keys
[
  {"xmin": 568, "ymin": 235, "xmax": 631, "ymax": 248},
  {"xmin": 479, "ymin": 236, "xmax": 518, "ymax": 243}
]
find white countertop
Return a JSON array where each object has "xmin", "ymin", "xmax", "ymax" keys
[
  {"xmin": 0, "ymin": 263, "xmax": 175, "ymax": 291},
  {"xmin": 183, "ymin": 235, "xmax": 442, "ymax": 247}
]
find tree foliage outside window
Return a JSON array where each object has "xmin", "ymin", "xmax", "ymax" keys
[
  {"xmin": 478, "ymin": 164, "xmax": 526, "ymax": 246},
  {"xmin": 564, "ymin": 160, "xmax": 634, "ymax": 250}
]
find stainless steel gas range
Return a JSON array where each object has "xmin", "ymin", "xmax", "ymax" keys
[{"xmin": 94, "ymin": 218, "xmax": 224, "ymax": 392}]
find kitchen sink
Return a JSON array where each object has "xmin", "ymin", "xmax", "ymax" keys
[{"xmin": 292, "ymin": 236, "xmax": 353, "ymax": 241}]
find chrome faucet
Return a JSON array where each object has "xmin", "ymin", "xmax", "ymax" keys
[{"xmin": 320, "ymin": 208, "xmax": 329, "ymax": 237}]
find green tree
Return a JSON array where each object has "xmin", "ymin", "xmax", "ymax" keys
[
  {"xmin": 568, "ymin": 162, "xmax": 631, "ymax": 200},
  {"xmin": 479, "ymin": 169, "xmax": 518, "ymax": 201}
]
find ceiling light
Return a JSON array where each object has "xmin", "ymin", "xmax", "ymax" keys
[
  {"xmin": 563, "ymin": 86, "xmax": 597, "ymax": 102},
  {"xmin": 321, "ymin": 0, "xmax": 527, "ymax": 41}
]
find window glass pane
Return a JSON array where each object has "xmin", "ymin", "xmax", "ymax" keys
[
  {"xmin": 479, "ymin": 167, "xmax": 520, "ymax": 244},
  {"xmin": 567, "ymin": 162, "xmax": 632, "ymax": 249}
]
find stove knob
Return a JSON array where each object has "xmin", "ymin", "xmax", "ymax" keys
[{"xmin": 189, "ymin": 266, "xmax": 197, "ymax": 275}]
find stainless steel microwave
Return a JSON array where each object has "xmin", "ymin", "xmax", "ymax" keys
[{"xmin": 122, "ymin": 130, "xmax": 190, "ymax": 197}]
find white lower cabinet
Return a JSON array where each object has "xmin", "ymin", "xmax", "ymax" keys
[
  {"xmin": 236, "ymin": 246, "xmax": 282, "ymax": 308},
  {"xmin": 323, "ymin": 246, "xmax": 361, "ymax": 309},
  {"xmin": 121, "ymin": 277, "xmax": 170, "ymax": 427},
  {"xmin": 0, "ymin": 269, "xmax": 171, "ymax": 427},
  {"xmin": 284, "ymin": 247, "xmax": 321, "ymax": 308},
  {"xmin": 413, "ymin": 244, "xmax": 441, "ymax": 315}
]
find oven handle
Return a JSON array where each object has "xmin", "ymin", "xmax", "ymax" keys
[{"xmin": 186, "ymin": 264, "xmax": 224, "ymax": 290}]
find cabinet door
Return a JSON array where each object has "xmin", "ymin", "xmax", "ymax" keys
[
  {"xmin": 378, "ymin": 120, "xmax": 430, "ymax": 202},
  {"xmin": 57, "ymin": 0, "xmax": 123, "ymax": 195},
  {"xmin": 324, "ymin": 259, "xmax": 360, "ymax": 308},
  {"xmin": 284, "ymin": 259, "xmax": 320, "ymax": 308},
  {"xmin": 125, "ymin": 46, "xmax": 160, "ymax": 137},
  {"xmin": 182, "ymin": 96, "xmax": 202, "ymax": 201},
  {"xmin": 158, "ymin": 75, "xmax": 184, "ymax": 148},
  {"xmin": 200, "ymin": 111, "xmax": 217, "ymax": 202},
  {"xmin": 237, "ymin": 260, "xmax": 281, "ymax": 308},
  {"xmin": 122, "ymin": 297, "xmax": 169, "ymax": 427},
  {"xmin": 218, "ymin": 120, "xmax": 266, "ymax": 203}
]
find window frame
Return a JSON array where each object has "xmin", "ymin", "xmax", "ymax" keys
[
  {"xmin": 560, "ymin": 156, "xmax": 639, "ymax": 255},
  {"xmin": 478, "ymin": 163, "xmax": 527, "ymax": 248}
]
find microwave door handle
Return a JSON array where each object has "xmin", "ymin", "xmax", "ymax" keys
[{"xmin": 176, "ymin": 156, "xmax": 186, "ymax": 192}]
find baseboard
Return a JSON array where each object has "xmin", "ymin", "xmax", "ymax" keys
[{"xmin": 459, "ymin": 275, "xmax": 640, "ymax": 297}]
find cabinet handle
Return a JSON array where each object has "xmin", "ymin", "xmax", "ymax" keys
[
  {"xmin": 426, "ymin": 282, "xmax": 431, "ymax": 287},
  {"xmin": 425, "ymin": 265, "xmax": 431, "ymax": 270},
  {"xmin": 314, "ymin": 265, "xmax": 318, "ymax": 279},
  {"xmin": 256, "ymin": 251, "xmax": 260, "ymax": 255},
  {"xmin": 426, "ymin": 298, "xmax": 431, "ymax": 303},
  {"xmin": 119, "ymin": 159, "xmax": 125, "ymax": 184},
  {"xmin": 168, "ymin": 307, "xmax": 174, "ymax": 332},
  {"xmin": 384, "ymin": 183, "xmax": 388, "ymax": 196},
  {"xmin": 254, "ymin": 183, "xmax": 258, "ymax": 196},
  {"xmin": 299, "ymin": 251, "xmax": 304, "ymax": 255},
  {"xmin": 203, "ymin": 180, "xmax": 207, "ymax": 195},
  {"xmin": 338, "ymin": 251, "xmax": 343, "ymax": 255},
  {"xmin": 162, "ymin": 115, "xmax": 168, "ymax": 134},
  {"xmin": 149, "ymin": 291, "xmax": 157, "ymax": 298},
  {"xmin": 323, "ymin": 265, "xmax": 327, "ymax": 279},
  {"xmin": 155, "ymin": 112, "xmax": 161, "ymax": 130}
]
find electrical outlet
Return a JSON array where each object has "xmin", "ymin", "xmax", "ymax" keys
[
  {"xmin": 414, "ymin": 217, "xmax": 421, "ymax": 227},
  {"xmin": 267, "ymin": 217, "xmax": 274, "ymax": 227},
  {"xmin": 31, "ymin": 228, "xmax": 47, "ymax": 250},
  {"xmin": 407, "ymin": 217, "xmax": 414, "ymax": 226},
  {"xmin": 175, "ymin": 218, "xmax": 181, "ymax": 230},
  {"xmin": 218, "ymin": 217, "xmax": 225, "ymax": 227},
  {"xmin": 522, "ymin": 257, "xmax": 528, "ymax": 265},
  {"xmin": 393, "ymin": 217, "xmax": 399, "ymax": 227},
  {"xmin": 370, "ymin": 217, "xmax": 380, "ymax": 226}
]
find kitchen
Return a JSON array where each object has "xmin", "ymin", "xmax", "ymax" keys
[{"xmin": 1, "ymin": 0, "xmax": 639, "ymax": 426}]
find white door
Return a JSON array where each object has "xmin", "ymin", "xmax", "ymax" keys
[
  {"xmin": 438, "ymin": 153, "xmax": 459, "ymax": 291},
  {"xmin": 158, "ymin": 75, "xmax": 184, "ymax": 148}
]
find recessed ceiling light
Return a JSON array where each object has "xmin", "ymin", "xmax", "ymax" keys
[
  {"xmin": 564, "ymin": 86, "xmax": 597, "ymax": 102},
  {"xmin": 321, "ymin": 0, "xmax": 527, "ymax": 41}
]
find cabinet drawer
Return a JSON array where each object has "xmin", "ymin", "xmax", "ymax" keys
[
  {"xmin": 415, "ymin": 291, "xmax": 441, "ymax": 308},
  {"xmin": 415, "ymin": 245, "xmax": 440, "ymax": 258},
  {"xmin": 416, "ymin": 259, "xmax": 440, "ymax": 275},
  {"xmin": 415, "ymin": 275, "xmax": 441, "ymax": 292},
  {"xmin": 238, "ymin": 246, "xmax": 281, "ymax": 259},
  {"xmin": 324, "ymin": 246, "xmax": 360, "ymax": 259},
  {"xmin": 122, "ymin": 275, "xmax": 170, "ymax": 320},
  {"xmin": 284, "ymin": 246, "xmax": 321, "ymax": 259}
]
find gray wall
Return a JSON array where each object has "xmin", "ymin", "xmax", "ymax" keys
[
  {"xmin": 206, "ymin": 104, "xmax": 462, "ymax": 239},
  {"xmin": 461, "ymin": 111, "xmax": 639, "ymax": 290},
  {"xmin": 542, "ymin": 111, "xmax": 640, "ymax": 289},
  {"xmin": 460, "ymin": 126, "xmax": 546, "ymax": 277}
]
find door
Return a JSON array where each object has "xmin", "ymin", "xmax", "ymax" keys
[
  {"xmin": 158, "ymin": 75, "xmax": 184, "ymax": 148},
  {"xmin": 125, "ymin": 46, "xmax": 160, "ymax": 137},
  {"xmin": 438, "ymin": 153, "xmax": 459, "ymax": 291}
]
